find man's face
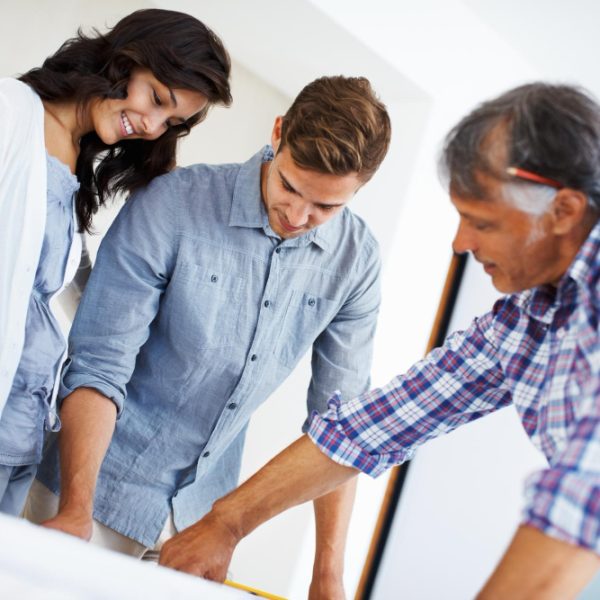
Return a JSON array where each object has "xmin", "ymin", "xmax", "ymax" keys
[
  {"xmin": 451, "ymin": 174, "xmax": 565, "ymax": 293},
  {"xmin": 260, "ymin": 117, "xmax": 362, "ymax": 239}
]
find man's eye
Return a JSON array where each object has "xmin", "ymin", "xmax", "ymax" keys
[
  {"xmin": 474, "ymin": 222, "xmax": 491, "ymax": 231},
  {"xmin": 319, "ymin": 205, "xmax": 337, "ymax": 212}
]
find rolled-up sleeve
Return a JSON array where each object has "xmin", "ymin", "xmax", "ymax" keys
[
  {"xmin": 304, "ymin": 236, "xmax": 382, "ymax": 431},
  {"xmin": 308, "ymin": 312, "xmax": 511, "ymax": 477},
  {"xmin": 522, "ymin": 376, "xmax": 600, "ymax": 552},
  {"xmin": 60, "ymin": 176, "xmax": 180, "ymax": 416}
]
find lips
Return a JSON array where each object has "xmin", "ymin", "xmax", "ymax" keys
[{"xmin": 278, "ymin": 213, "xmax": 303, "ymax": 233}]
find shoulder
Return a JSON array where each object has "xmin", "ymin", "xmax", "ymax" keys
[
  {"xmin": 336, "ymin": 208, "xmax": 381, "ymax": 265},
  {"xmin": 143, "ymin": 161, "xmax": 242, "ymax": 199},
  {"xmin": 122, "ymin": 161, "xmax": 242, "ymax": 223},
  {"xmin": 0, "ymin": 78, "xmax": 40, "ymax": 115}
]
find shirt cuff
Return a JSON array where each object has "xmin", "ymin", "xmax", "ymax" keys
[
  {"xmin": 60, "ymin": 365, "xmax": 125, "ymax": 417},
  {"xmin": 522, "ymin": 468, "xmax": 600, "ymax": 553},
  {"xmin": 306, "ymin": 391, "xmax": 412, "ymax": 478}
]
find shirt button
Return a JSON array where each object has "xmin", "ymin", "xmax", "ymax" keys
[
  {"xmin": 227, "ymin": 403, "xmax": 238, "ymax": 410},
  {"xmin": 250, "ymin": 354, "xmax": 257, "ymax": 361},
  {"xmin": 308, "ymin": 298, "xmax": 316, "ymax": 307},
  {"xmin": 556, "ymin": 328, "xmax": 566, "ymax": 339},
  {"xmin": 263, "ymin": 300, "xmax": 270, "ymax": 308},
  {"xmin": 210, "ymin": 275, "xmax": 218, "ymax": 283},
  {"xmin": 275, "ymin": 248, "xmax": 281, "ymax": 254},
  {"xmin": 203, "ymin": 451, "xmax": 210, "ymax": 458}
]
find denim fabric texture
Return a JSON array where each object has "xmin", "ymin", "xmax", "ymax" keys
[
  {"xmin": 37, "ymin": 147, "xmax": 381, "ymax": 546},
  {"xmin": 0, "ymin": 153, "xmax": 78, "ymax": 468}
]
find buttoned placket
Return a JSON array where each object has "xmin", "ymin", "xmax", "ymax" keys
[{"xmin": 194, "ymin": 242, "xmax": 286, "ymax": 476}]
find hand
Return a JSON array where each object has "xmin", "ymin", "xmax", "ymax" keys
[
  {"xmin": 159, "ymin": 511, "xmax": 240, "ymax": 581},
  {"xmin": 308, "ymin": 573, "xmax": 346, "ymax": 600},
  {"xmin": 41, "ymin": 508, "xmax": 93, "ymax": 541}
]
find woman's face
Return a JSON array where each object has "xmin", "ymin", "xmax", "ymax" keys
[{"xmin": 90, "ymin": 68, "xmax": 208, "ymax": 144}]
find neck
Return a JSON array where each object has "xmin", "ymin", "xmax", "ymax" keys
[
  {"xmin": 43, "ymin": 99, "xmax": 94, "ymax": 146},
  {"xmin": 551, "ymin": 216, "xmax": 597, "ymax": 286}
]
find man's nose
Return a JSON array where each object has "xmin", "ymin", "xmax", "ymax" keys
[
  {"xmin": 286, "ymin": 203, "xmax": 310, "ymax": 227},
  {"xmin": 452, "ymin": 221, "xmax": 476, "ymax": 254}
]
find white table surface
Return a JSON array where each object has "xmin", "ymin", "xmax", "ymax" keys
[{"xmin": 0, "ymin": 513, "xmax": 247, "ymax": 599}]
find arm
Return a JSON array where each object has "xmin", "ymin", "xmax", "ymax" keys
[
  {"xmin": 41, "ymin": 388, "xmax": 116, "ymax": 539},
  {"xmin": 478, "ymin": 526, "xmax": 600, "ymax": 599},
  {"xmin": 159, "ymin": 435, "xmax": 358, "ymax": 580},
  {"xmin": 305, "ymin": 235, "xmax": 381, "ymax": 598},
  {"xmin": 42, "ymin": 177, "xmax": 179, "ymax": 532},
  {"xmin": 309, "ymin": 479, "xmax": 357, "ymax": 600}
]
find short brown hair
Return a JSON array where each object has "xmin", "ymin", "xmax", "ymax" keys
[{"xmin": 279, "ymin": 76, "xmax": 391, "ymax": 183}]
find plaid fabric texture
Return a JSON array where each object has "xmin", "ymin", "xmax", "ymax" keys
[{"xmin": 308, "ymin": 221, "xmax": 600, "ymax": 552}]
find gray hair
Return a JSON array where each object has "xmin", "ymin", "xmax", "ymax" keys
[{"xmin": 439, "ymin": 83, "xmax": 600, "ymax": 213}]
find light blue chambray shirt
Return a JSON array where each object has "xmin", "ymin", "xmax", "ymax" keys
[
  {"xmin": 37, "ymin": 147, "xmax": 381, "ymax": 546},
  {"xmin": 0, "ymin": 154, "xmax": 78, "ymax": 466}
]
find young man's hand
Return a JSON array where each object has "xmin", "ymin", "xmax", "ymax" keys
[{"xmin": 158, "ymin": 511, "xmax": 239, "ymax": 580}]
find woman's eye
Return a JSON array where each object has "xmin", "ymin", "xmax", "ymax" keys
[{"xmin": 153, "ymin": 90, "xmax": 162, "ymax": 106}]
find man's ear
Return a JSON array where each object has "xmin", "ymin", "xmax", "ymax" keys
[
  {"xmin": 271, "ymin": 116, "xmax": 283, "ymax": 153},
  {"xmin": 551, "ymin": 188, "xmax": 589, "ymax": 235}
]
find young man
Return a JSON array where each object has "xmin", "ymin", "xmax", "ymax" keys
[
  {"xmin": 169, "ymin": 83, "xmax": 600, "ymax": 599},
  {"xmin": 26, "ymin": 75, "xmax": 391, "ymax": 599}
]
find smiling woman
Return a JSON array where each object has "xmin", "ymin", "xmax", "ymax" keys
[
  {"xmin": 90, "ymin": 68, "xmax": 208, "ymax": 144},
  {"xmin": 0, "ymin": 8, "xmax": 231, "ymax": 517}
]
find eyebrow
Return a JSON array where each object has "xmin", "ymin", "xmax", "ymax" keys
[
  {"xmin": 169, "ymin": 88, "xmax": 178, "ymax": 108},
  {"xmin": 279, "ymin": 171, "xmax": 303, "ymax": 198},
  {"xmin": 279, "ymin": 169, "xmax": 345, "ymax": 208}
]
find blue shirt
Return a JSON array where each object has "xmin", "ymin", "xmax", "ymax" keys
[
  {"xmin": 0, "ymin": 153, "xmax": 78, "ymax": 466},
  {"xmin": 38, "ymin": 147, "xmax": 381, "ymax": 546},
  {"xmin": 309, "ymin": 220, "xmax": 600, "ymax": 554}
]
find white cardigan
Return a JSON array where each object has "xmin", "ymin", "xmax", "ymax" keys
[{"xmin": 0, "ymin": 79, "xmax": 81, "ymax": 418}]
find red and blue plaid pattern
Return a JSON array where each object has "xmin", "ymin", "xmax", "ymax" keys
[{"xmin": 308, "ymin": 221, "xmax": 600, "ymax": 552}]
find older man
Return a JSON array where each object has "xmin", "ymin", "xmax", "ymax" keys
[{"xmin": 171, "ymin": 82, "xmax": 600, "ymax": 599}]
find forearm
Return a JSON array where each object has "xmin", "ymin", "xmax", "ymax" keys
[
  {"xmin": 478, "ymin": 525, "xmax": 600, "ymax": 599},
  {"xmin": 214, "ymin": 435, "xmax": 358, "ymax": 541},
  {"xmin": 312, "ymin": 478, "xmax": 357, "ymax": 577},
  {"xmin": 159, "ymin": 435, "xmax": 359, "ymax": 579},
  {"xmin": 57, "ymin": 387, "xmax": 117, "ymax": 514}
]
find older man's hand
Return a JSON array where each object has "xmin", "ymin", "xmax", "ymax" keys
[{"xmin": 158, "ymin": 511, "xmax": 239, "ymax": 581}]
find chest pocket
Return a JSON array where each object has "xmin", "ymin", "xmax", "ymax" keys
[
  {"xmin": 172, "ymin": 262, "xmax": 248, "ymax": 350},
  {"xmin": 274, "ymin": 289, "xmax": 339, "ymax": 369}
]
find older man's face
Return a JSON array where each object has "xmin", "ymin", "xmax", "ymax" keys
[{"xmin": 450, "ymin": 173, "xmax": 565, "ymax": 293}]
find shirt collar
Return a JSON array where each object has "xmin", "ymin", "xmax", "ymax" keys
[
  {"xmin": 228, "ymin": 146, "xmax": 271, "ymax": 229},
  {"xmin": 228, "ymin": 145, "xmax": 341, "ymax": 253},
  {"xmin": 563, "ymin": 218, "xmax": 600, "ymax": 288}
]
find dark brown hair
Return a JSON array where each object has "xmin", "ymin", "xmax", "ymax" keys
[
  {"xmin": 279, "ymin": 76, "xmax": 391, "ymax": 183},
  {"xmin": 20, "ymin": 9, "xmax": 232, "ymax": 231}
]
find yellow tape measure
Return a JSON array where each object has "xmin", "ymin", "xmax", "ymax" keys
[{"xmin": 224, "ymin": 579, "xmax": 287, "ymax": 599}]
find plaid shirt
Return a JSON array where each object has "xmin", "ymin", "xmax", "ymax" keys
[{"xmin": 308, "ymin": 220, "xmax": 600, "ymax": 553}]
